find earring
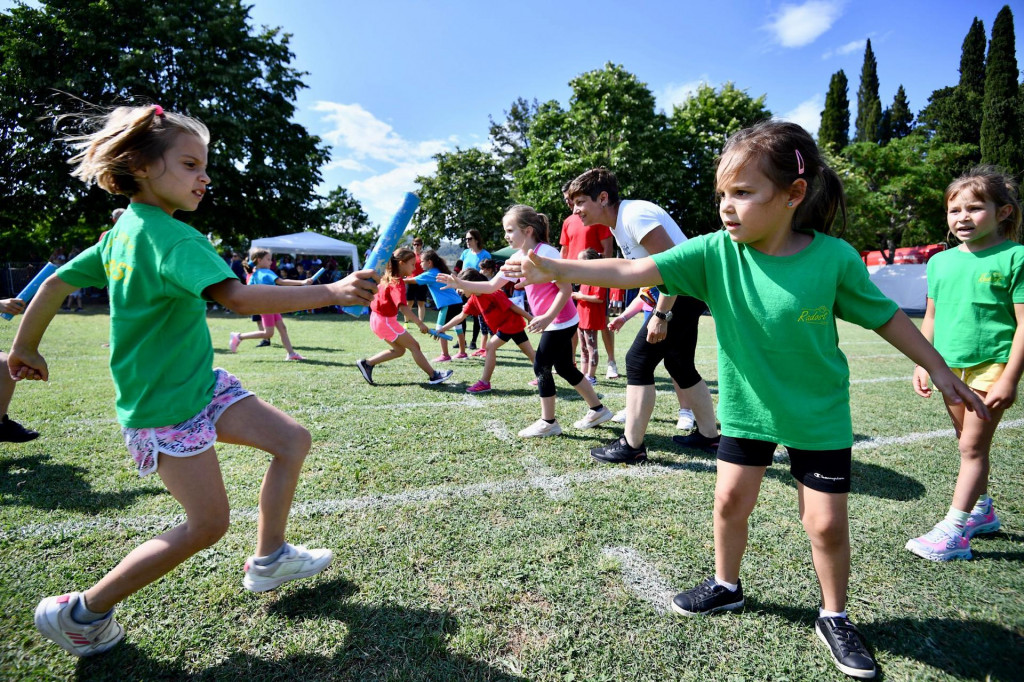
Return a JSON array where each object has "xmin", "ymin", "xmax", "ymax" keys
[{"xmin": 787, "ymin": 201, "xmax": 793, "ymax": 207}]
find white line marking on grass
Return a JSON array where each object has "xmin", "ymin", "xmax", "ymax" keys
[
  {"xmin": 601, "ymin": 546, "xmax": 676, "ymax": 615},
  {"xmin": 486, "ymin": 419, "xmax": 513, "ymax": 441},
  {"xmin": 522, "ymin": 456, "xmax": 570, "ymax": 500},
  {"xmin": 11, "ymin": 421, "xmax": 1023, "ymax": 542},
  {"xmin": 850, "ymin": 376, "xmax": 911, "ymax": 385}
]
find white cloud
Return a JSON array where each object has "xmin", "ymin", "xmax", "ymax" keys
[
  {"xmin": 349, "ymin": 162, "xmax": 438, "ymax": 223},
  {"xmin": 823, "ymin": 38, "xmax": 866, "ymax": 60},
  {"xmin": 324, "ymin": 158, "xmax": 373, "ymax": 172},
  {"xmin": 655, "ymin": 78, "xmax": 710, "ymax": 112},
  {"xmin": 765, "ymin": 0, "xmax": 844, "ymax": 48},
  {"xmin": 780, "ymin": 94, "xmax": 824, "ymax": 137},
  {"xmin": 312, "ymin": 101, "xmax": 449, "ymax": 165}
]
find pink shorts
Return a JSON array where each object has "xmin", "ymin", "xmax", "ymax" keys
[
  {"xmin": 260, "ymin": 313, "xmax": 283, "ymax": 327},
  {"xmin": 370, "ymin": 312, "xmax": 407, "ymax": 343},
  {"xmin": 122, "ymin": 368, "xmax": 253, "ymax": 477}
]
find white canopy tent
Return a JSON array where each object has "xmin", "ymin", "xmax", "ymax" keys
[
  {"xmin": 250, "ymin": 231, "xmax": 361, "ymax": 269},
  {"xmin": 869, "ymin": 264, "xmax": 928, "ymax": 315}
]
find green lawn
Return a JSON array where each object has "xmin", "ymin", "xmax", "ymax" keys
[{"xmin": 1, "ymin": 309, "xmax": 1022, "ymax": 681}]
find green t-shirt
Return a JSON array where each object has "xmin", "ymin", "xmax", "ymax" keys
[
  {"xmin": 652, "ymin": 231, "xmax": 898, "ymax": 450},
  {"xmin": 58, "ymin": 204, "xmax": 236, "ymax": 428},
  {"xmin": 926, "ymin": 241, "xmax": 1024, "ymax": 367}
]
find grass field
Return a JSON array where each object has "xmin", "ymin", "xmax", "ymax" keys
[{"xmin": 1, "ymin": 308, "xmax": 1022, "ymax": 681}]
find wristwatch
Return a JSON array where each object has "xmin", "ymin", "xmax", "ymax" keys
[{"xmin": 654, "ymin": 310, "xmax": 673, "ymax": 322}]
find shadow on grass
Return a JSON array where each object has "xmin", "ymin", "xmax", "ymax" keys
[
  {"xmin": 753, "ymin": 600, "xmax": 1024, "ymax": 681},
  {"xmin": 76, "ymin": 578, "xmax": 528, "ymax": 681},
  {"xmin": 0, "ymin": 454, "xmax": 161, "ymax": 512}
]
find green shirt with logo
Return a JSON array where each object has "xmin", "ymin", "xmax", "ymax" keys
[
  {"xmin": 926, "ymin": 240, "xmax": 1024, "ymax": 367},
  {"xmin": 653, "ymin": 230, "xmax": 898, "ymax": 450},
  {"xmin": 57, "ymin": 204, "xmax": 236, "ymax": 428}
]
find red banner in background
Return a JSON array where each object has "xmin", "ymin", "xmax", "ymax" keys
[{"xmin": 861, "ymin": 244, "xmax": 947, "ymax": 266}]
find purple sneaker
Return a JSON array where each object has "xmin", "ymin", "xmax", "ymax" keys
[
  {"xmin": 906, "ymin": 521, "xmax": 971, "ymax": 561},
  {"xmin": 965, "ymin": 500, "xmax": 1001, "ymax": 539}
]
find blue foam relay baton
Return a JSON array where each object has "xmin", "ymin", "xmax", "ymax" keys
[
  {"xmin": 310, "ymin": 267, "xmax": 326, "ymax": 282},
  {"xmin": 2, "ymin": 262, "xmax": 58, "ymax": 320},
  {"xmin": 429, "ymin": 329, "xmax": 453, "ymax": 341},
  {"xmin": 343, "ymin": 192, "xmax": 420, "ymax": 316}
]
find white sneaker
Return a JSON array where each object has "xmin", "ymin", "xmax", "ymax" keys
[
  {"xmin": 518, "ymin": 419, "xmax": 562, "ymax": 438},
  {"xmin": 676, "ymin": 408, "xmax": 696, "ymax": 431},
  {"xmin": 243, "ymin": 543, "xmax": 333, "ymax": 592},
  {"xmin": 34, "ymin": 592, "xmax": 124, "ymax": 657},
  {"xmin": 605, "ymin": 361, "xmax": 620, "ymax": 379},
  {"xmin": 574, "ymin": 405, "xmax": 614, "ymax": 429},
  {"xmin": 611, "ymin": 408, "xmax": 627, "ymax": 423}
]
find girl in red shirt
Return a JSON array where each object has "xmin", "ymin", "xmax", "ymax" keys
[
  {"xmin": 571, "ymin": 248, "xmax": 607, "ymax": 386},
  {"xmin": 356, "ymin": 248, "xmax": 453, "ymax": 386}
]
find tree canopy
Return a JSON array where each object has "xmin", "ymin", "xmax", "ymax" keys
[{"xmin": 0, "ymin": 0, "xmax": 332, "ymax": 258}]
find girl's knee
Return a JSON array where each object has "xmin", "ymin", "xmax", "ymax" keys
[
  {"xmin": 714, "ymin": 489, "xmax": 754, "ymax": 521},
  {"xmin": 802, "ymin": 512, "xmax": 848, "ymax": 546},
  {"xmin": 187, "ymin": 511, "xmax": 230, "ymax": 549}
]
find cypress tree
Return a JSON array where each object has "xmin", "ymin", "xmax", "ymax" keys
[
  {"xmin": 855, "ymin": 39, "xmax": 882, "ymax": 143},
  {"xmin": 960, "ymin": 17, "xmax": 987, "ymax": 95},
  {"xmin": 819, "ymin": 70, "xmax": 850, "ymax": 152},
  {"xmin": 980, "ymin": 5, "xmax": 1022, "ymax": 173},
  {"xmin": 889, "ymin": 85, "xmax": 914, "ymax": 139}
]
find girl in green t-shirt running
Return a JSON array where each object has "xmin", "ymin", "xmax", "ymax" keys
[
  {"xmin": 8, "ymin": 103, "xmax": 378, "ymax": 658},
  {"xmin": 505, "ymin": 121, "xmax": 989, "ymax": 680},
  {"xmin": 907, "ymin": 167, "xmax": 1023, "ymax": 563}
]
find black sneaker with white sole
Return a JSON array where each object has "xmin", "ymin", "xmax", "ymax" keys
[
  {"xmin": 356, "ymin": 359, "xmax": 375, "ymax": 385},
  {"xmin": 815, "ymin": 616, "xmax": 877, "ymax": 679},
  {"xmin": 428, "ymin": 369, "xmax": 454, "ymax": 385},
  {"xmin": 670, "ymin": 576, "xmax": 744, "ymax": 615},
  {"xmin": 590, "ymin": 435, "xmax": 647, "ymax": 464}
]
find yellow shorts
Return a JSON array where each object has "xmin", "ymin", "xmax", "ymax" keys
[{"xmin": 953, "ymin": 361, "xmax": 1006, "ymax": 392}]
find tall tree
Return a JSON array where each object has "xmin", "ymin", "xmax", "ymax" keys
[
  {"xmin": 320, "ymin": 186, "xmax": 374, "ymax": 261},
  {"xmin": 516, "ymin": 63, "xmax": 676, "ymax": 230},
  {"xmin": 414, "ymin": 147, "xmax": 511, "ymax": 249},
  {"xmin": 488, "ymin": 97, "xmax": 538, "ymax": 179},
  {"xmin": 0, "ymin": 0, "xmax": 330, "ymax": 259},
  {"xmin": 668, "ymin": 82, "xmax": 771, "ymax": 233},
  {"xmin": 888, "ymin": 85, "xmax": 914, "ymax": 140},
  {"xmin": 980, "ymin": 5, "xmax": 1023, "ymax": 173},
  {"xmin": 961, "ymin": 17, "xmax": 988, "ymax": 95},
  {"xmin": 819, "ymin": 70, "xmax": 850, "ymax": 153},
  {"xmin": 855, "ymin": 39, "xmax": 882, "ymax": 143},
  {"xmin": 917, "ymin": 18, "xmax": 985, "ymax": 151}
]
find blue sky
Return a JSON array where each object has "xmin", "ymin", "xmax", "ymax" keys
[{"xmin": 4, "ymin": 1, "xmax": 1021, "ymax": 227}]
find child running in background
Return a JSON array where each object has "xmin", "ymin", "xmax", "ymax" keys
[
  {"xmin": 571, "ymin": 248, "xmax": 607, "ymax": 386},
  {"xmin": 505, "ymin": 121, "xmax": 988, "ymax": 679},
  {"xmin": 907, "ymin": 166, "xmax": 1023, "ymax": 562},
  {"xmin": 451, "ymin": 205, "xmax": 613, "ymax": 437},
  {"xmin": 436, "ymin": 268, "xmax": 536, "ymax": 394},
  {"xmin": 8, "ymin": 104, "xmax": 377, "ymax": 657},
  {"xmin": 406, "ymin": 249, "xmax": 468, "ymax": 361},
  {"xmin": 356, "ymin": 248, "xmax": 454, "ymax": 387},
  {"xmin": 229, "ymin": 247, "xmax": 316, "ymax": 360},
  {"xmin": 471, "ymin": 257, "xmax": 498, "ymax": 356}
]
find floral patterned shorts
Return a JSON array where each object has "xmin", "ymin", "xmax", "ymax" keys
[{"xmin": 122, "ymin": 368, "xmax": 253, "ymax": 477}]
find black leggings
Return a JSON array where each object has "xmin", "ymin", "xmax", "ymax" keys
[
  {"xmin": 625, "ymin": 296, "xmax": 706, "ymax": 387},
  {"xmin": 470, "ymin": 315, "xmax": 490, "ymax": 345},
  {"xmin": 534, "ymin": 324, "xmax": 584, "ymax": 398}
]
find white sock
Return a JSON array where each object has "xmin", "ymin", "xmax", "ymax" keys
[
  {"xmin": 819, "ymin": 607, "xmax": 847, "ymax": 619},
  {"xmin": 973, "ymin": 495, "xmax": 992, "ymax": 512},
  {"xmin": 714, "ymin": 576, "xmax": 739, "ymax": 592},
  {"xmin": 944, "ymin": 507, "xmax": 970, "ymax": 534}
]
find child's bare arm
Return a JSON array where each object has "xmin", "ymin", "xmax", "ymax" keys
[
  {"xmin": 207, "ymin": 270, "xmax": 377, "ymax": 314},
  {"xmin": 503, "ymin": 250, "xmax": 661, "ymax": 289},
  {"xmin": 399, "ymin": 304, "xmax": 429, "ymax": 333},
  {"xmin": 8, "ymin": 275, "xmax": 78, "ymax": 381},
  {"xmin": 437, "ymin": 311, "xmax": 469, "ymax": 333}
]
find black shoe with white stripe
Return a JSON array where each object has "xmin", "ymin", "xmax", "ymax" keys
[
  {"xmin": 815, "ymin": 615, "xmax": 877, "ymax": 679},
  {"xmin": 670, "ymin": 576, "xmax": 744, "ymax": 615}
]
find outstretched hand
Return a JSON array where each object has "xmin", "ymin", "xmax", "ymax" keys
[
  {"xmin": 331, "ymin": 269, "xmax": 378, "ymax": 306},
  {"xmin": 437, "ymin": 273, "xmax": 458, "ymax": 290},
  {"xmin": 500, "ymin": 250, "xmax": 556, "ymax": 289}
]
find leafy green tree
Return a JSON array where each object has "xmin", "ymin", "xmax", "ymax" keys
[
  {"xmin": 918, "ymin": 18, "xmax": 985, "ymax": 151},
  {"xmin": 668, "ymin": 82, "xmax": 771, "ymax": 234},
  {"xmin": 414, "ymin": 147, "xmax": 511, "ymax": 249},
  {"xmin": 516, "ymin": 63, "xmax": 677, "ymax": 234},
  {"xmin": 320, "ymin": 186, "xmax": 375, "ymax": 260},
  {"xmin": 855, "ymin": 40, "xmax": 882, "ymax": 143},
  {"xmin": 488, "ymin": 97, "xmax": 538, "ymax": 179},
  {"xmin": 981, "ymin": 5, "xmax": 1023, "ymax": 174},
  {"xmin": 839, "ymin": 137, "xmax": 975, "ymax": 257},
  {"xmin": 0, "ymin": 0, "xmax": 330, "ymax": 259},
  {"xmin": 819, "ymin": 70, "xmax": 850, "ymax": 153}
]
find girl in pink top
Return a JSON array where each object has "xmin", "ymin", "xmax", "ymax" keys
[{"xmin": 442, "ymin": 204, "xmax": 612, "ymax": 437}]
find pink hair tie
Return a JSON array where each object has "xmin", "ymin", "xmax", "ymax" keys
[
  {"xmin": 794, "ymin": 149, "xmax": 805, "ymax": 176},
  {"xmin": 152, "ymin": 105, "xmax": 164, "ymax": 116}
]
